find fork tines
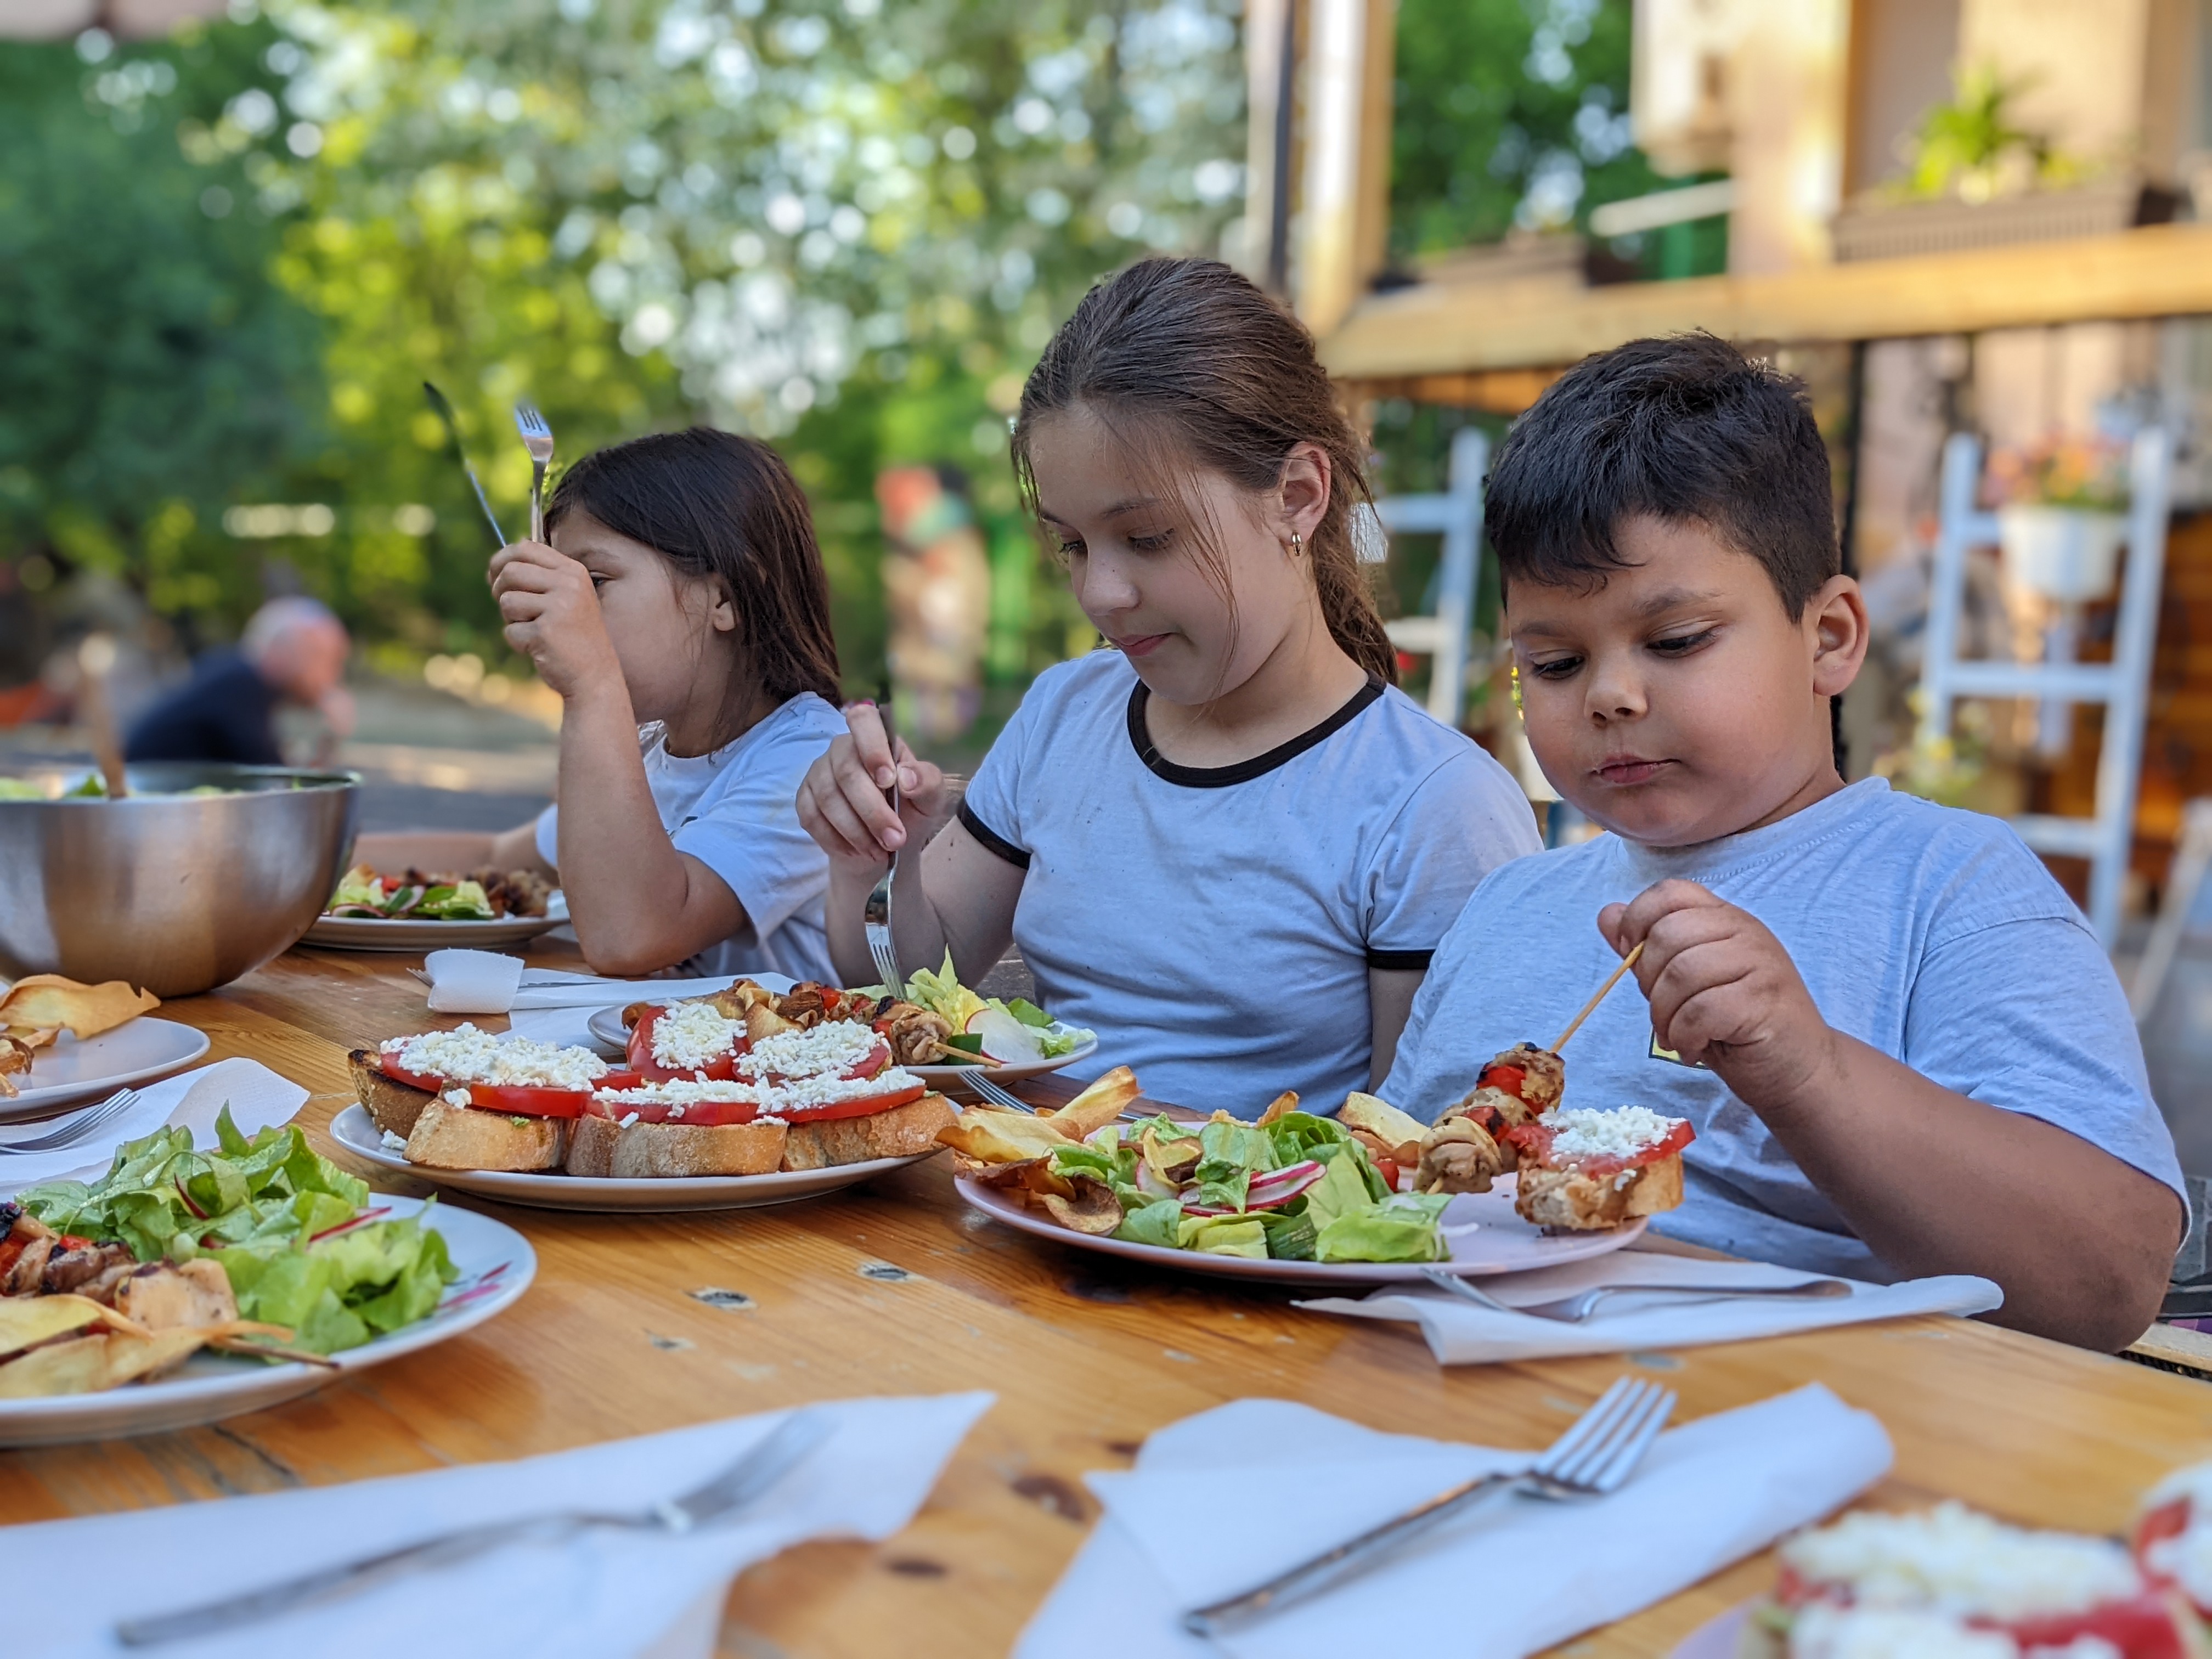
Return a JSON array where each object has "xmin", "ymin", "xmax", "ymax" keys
[{"xmin": 1536, "ymin": 1375, "xmax": 1677, "ymax": 1493}]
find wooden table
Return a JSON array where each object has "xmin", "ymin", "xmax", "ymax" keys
[{"xmin": 8, "ymin": 943, "xmax": 2211, "ymax": 1656}]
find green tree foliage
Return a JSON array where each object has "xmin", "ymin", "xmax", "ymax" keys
[
  {"xmin": 0, "ymin": 22, "xmax": 324, "ymax": 640},
  {"xmin": 1389, "ymin": 0, "xmax": 1659, "ymax": 261}
]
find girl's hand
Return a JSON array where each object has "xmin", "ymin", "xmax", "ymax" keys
[
  {"xmin": 1599, "ymin": 879, "xmax": 1837, "ymax": 1113},
  {"xmin": 490, "ymin": 541, "xmax": 622, "ymax": 701},
  {"xmin": 796, "ymin": 701, "xmax": 956, "ymax": 868}
]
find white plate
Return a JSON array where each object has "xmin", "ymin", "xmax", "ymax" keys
[
  {"xmin": 582, "ymin": 1001, "xmax": 1099, "ymax": 1084},
  {"xmin": 0, "ymin": 1019, "xmax": 211, "ymax": 1125},
  {"xmin": 0, "ymin": 1194, "xmax": 533, "ymax": 1447},
  {"xmin": 301, "ymin": 891, "xmax": 569, "ymax": 953},
  {"xmin": 330, "ymin": 1103, "xmax": 940, "ymax": 1212},
  {"xmin": 955, "ymin": 1171, "xmax": 1647, "ymax": 1286}
]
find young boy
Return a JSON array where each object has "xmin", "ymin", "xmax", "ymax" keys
[{"xmin": 1383, "ymin": 332, "xmax": 2184, "ymax": 1351}]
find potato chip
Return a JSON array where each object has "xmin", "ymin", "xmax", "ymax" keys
[
  {"xmin": 0, "ymin": 1327, "xmax": 213, "ymax": 1398},
  {"xmin": 1046, "ymin": 1065, "xmax": 1141, "ymax": 1138},
  {"xmin": 0, "ymin": 975, "xmax": 159, "ymax": 1040},
  {"xmin": 0, "ymin": 1294, "xmax": 113, "ymax": 1360},
  {"xmin": 1041, "ymin": 1182, "xmax": 1122, "ymax": 1235},
  {"xmin": 936, "ymin": 1105, "xmax": 1073, "ymax": 1164},
  {"xmin": 1255, "ymin": 1091, "xmax": 1300, "ymax": 1126}
]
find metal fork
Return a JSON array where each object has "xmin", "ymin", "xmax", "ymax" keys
[
  {"xmin": 964, "ymin": 1071, "xmax": 1035, "ymax": 1114},
  {"xmin": 0, "ymin": 1088, "xmax": 140, "ymax": 1155},
  {"xmin": 115, "ymin": 1407, "xmax": 831, "ymax": 1647},
  {"xmin": 1421, "ymin": 1263, "xmax": 1850, "ymax": 1324},
  {"xmin": 863, "ymin": 684, "xmax": 904, "ymax": 998},
  {"xmin": 512, "ymin": 399, "xmax": 555, "ymax": 542},
  {"xmin": 1183, "ymin": 1375, "xmax": 1675, "ymax": 1637}
]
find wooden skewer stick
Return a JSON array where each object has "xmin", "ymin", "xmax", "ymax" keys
[{"xmin": 1552, "ymin": 941, "xmax": 1646, "ymax": 1053}]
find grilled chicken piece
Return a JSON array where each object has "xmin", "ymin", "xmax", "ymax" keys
[
  {"xmin": 1480, "ymin": 1044, "xmax": 1564, "ymax": 1113},
  {"xmin": 39, "ymin": 1239, "xmax": 136, "ymax": 1297},
  {"xmin": 875, "ymin": 1001, "xmax": 951, "ymax": 1067},
  {"xmin": 116, "ymin": 1260, "xmax": 238, "ymax": 1330}
]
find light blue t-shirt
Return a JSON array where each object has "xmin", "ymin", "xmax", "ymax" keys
[
  {"xmin": 958, "ymin": 650, "xmax": 1542, "ymax": 1113},
  {"xmin": 1380, "ymin": 777, "xmax": 2186, "ymax": 1281},
  {"xmin": 535, "ymin": 692, "xmax": 845, "ymax": 983}
]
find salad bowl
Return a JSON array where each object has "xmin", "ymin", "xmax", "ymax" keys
[{"xmin": 0, "ymin": 763, "xmax": 359, "ymax": 997}]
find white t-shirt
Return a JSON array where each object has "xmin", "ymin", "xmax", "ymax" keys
[
  {"xmin": 1380, "ymin": 777, "xmax": 2187, "ymax": 1280},
  {"xmin": 958, "ymin": 650, "xmax": 1542, "ymax": 1113},
  {"xmin": 535, "ymin": 692, "xmax": 845, "ymax": 983}
]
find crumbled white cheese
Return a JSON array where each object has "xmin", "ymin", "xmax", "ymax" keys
[
  {"xmin": 737, "ymin": 1020, "xmax": 879, "ymax": 1081},
  {"xmin": 380, "ymin": 1129, "xmax": 408, "ymax": 1153},
  {"xmin": 443, "ymin": 1087, "xmax": 472, "ymax": 1108},
  {"xmin": 1785, "ymin": 1604, "xmax": 2021, "ymax": 1659},
  {"xmin": 2141, "ymin": 1461, "xmax": 2212, "ymax": 1611},
  {"xmin": 1538, "ymin": 1104, "xmax": 1683, "ymax": 1164},
  {"xmin": 1779, "ymin": 1503, "xmax": 2142, "ymax": 1623},
  {"xmin": 594, "ymin": 1065, "xmax": 919, "ymax": 1115},
  {"xmin": 381, "ymin": 1024, "xmax": 607, "ymax": 1091},
  {"xmin": 650, "ymin": 1000, "xmax": 745, "ymax": 1072},
  {"xmin": 618, "ymin": 1111, "xmax": 640, "ymax": 1129}
]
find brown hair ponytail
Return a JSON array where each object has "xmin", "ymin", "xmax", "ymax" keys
[{"xmin": 1011, "ymin": 257, "xmax": 1397, "ymax": 685}]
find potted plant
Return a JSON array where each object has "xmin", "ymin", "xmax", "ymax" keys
[{"xmin": 1987, "ymin": 436, "xmax": 2130, "ymax": 603}]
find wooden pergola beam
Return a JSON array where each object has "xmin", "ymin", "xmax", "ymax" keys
[{"xmin": 1321, "ymin": 224, "xmax": 2212, "ymax": 380}]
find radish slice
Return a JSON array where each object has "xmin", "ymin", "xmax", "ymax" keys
[{"xmin": 967, "ymin": 1007, "xmax": 1045, "ymax": 1065}]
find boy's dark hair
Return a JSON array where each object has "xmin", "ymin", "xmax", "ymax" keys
[
  {"xmin": 1486, "ymin": 332, "xmax": 1838, "ymax": 617},
  {"xmin": 548, "ymin": 427, "xmax": 842, "ymax": 714}
]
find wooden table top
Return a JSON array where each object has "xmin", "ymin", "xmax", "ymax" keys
[{"xmin": 7, "ymin": 943, "xmax": 2210, "ymax": 1656}]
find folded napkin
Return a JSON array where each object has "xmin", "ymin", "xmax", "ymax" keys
[
  {"xmin": 0, "ymin": 1057, "xmax": 308, "ymax": 1197},
  {"xmin": 423, "ymin": 950, "xmax": 794, "ymax": 1019},
  {"xmin": 1295, "ymin": 1250, "xmax": 2001, "ymax": 1364},
  {"xmin": 1017, "ymin": 1384, "xmax": 1889, "ymax": 1659},
  {"xmin": 12, "ymin": 1391, "xmax": 992, "ymax": 1659}
]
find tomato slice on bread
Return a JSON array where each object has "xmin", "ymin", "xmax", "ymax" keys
[
  {"xmin": 586, "ymin": 1092, "xmax": 764, "ymax": 1127},
  {"xmin": 1503, "ymin": 1115, "xmax": 1695, "ymax": 1178},
  {"xmin": 625, "ymin": 1006, "xmax": 743, "ymax": 1082},
  {"xmin": 380, "ymin": 1057, "xmax": 593, "ymax": 1119}
]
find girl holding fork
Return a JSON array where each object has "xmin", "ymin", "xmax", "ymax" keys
[
  {"xmin": 353, "ymin": 427, "xmax": 848, "ymax": 981},
  {"xmin": 797, "ymin": 258, "xmax": 1542, "ymax": 1113}
]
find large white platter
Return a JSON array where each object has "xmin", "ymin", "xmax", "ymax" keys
[
  {"xmin": 955, "ymin": 1170, "xmax": 1647, "ymax": 1286},
  {"xmin": 331, "ymin": 1103, "xmax": 940, "ymax": 1212},
  {"xmin": 0, "ymin": 1194, "xmax": 533, "ymax": 1447},
  {"xmin": 583, "ymin": 1001, "xmax": 1099, "ymax": 1085},
  {"xmin": 301, "ymin": 891, "xmax": 568, "ymax": 953},
  {"xmin": 0, "ymin": 1019, "xmax": 210, "ymax": 1125}
]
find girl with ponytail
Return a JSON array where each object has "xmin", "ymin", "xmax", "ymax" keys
[{"xmin": 798, "ymin": 258, "xmax": 1538, "ymax": 1109}]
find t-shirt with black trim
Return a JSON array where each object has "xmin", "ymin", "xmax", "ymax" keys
[{"xmin": 957, "ymin": 650, "xmax": 1541, "ymax": 1113}]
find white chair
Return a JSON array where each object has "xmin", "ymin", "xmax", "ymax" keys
[
  {"xmin": 1376, "ymin": 426, "xmax": 1488, "ymax": 727},
  {"xmin": 1917, "ymin": 426, "xmax": 2175, "ymax": 949}
]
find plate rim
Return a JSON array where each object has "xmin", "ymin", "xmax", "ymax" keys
[
  {"xmin": 954, "ymin": 1171, "xmax": 1647, "ymax": 1283},
  {"xmin": 0, "ymin": 1192, "xmax": 534, "ymax": 1427},
  {"xmin": 328, "ymin": 1102, "xmax": 939, "ymax": 1206},
  {"xmin": 580, "ymin": 1002, "xmax": 1098, "ymax": 1083},
  {"xmin": 0, "ymin": 1018, "xmax": 212, "ymax": 1121}
]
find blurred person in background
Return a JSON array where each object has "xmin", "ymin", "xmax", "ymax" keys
[{"xmin": 126, "ymin": 596, "xmax": 354, "ymax": 766}]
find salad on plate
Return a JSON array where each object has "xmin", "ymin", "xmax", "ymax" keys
[
  {"xmin": 1, "ymin": 1109, "xmax": 458, "ymax": 1395},
  {"xmin": 885, "ymin": 952, "xmax": 1094, "ymax": 1068},
  {"xmin": 942, "ymin": 1070, "xmax": 1453, "ymax": 1264},
  {"xmin": 324, "ymin": 864, "xmax": 555, "ymax": 923}
]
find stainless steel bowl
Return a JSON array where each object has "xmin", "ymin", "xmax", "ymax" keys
[{"xmin": 0, "ymin": 763, "xmax": 360, "ymax": 998}]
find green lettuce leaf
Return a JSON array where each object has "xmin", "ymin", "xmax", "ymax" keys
[
  {"xmin": 1115, "ymin": 1198, "xmax": 1184, "ymax": 1249},
  {"xmin": 1315, "ymin": 1192, "xmax": 1453, "ymax": 1263},
  {"xmin": 1176, "ymin": 1214, "xmax": 1270, "ymax": 1258}
]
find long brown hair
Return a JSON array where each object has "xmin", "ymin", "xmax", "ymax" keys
[
  {"xmin": 1011, "ymin": 257, "xmax": 1397, "ymax": 685},
  {"xmin": 547, "ymin": 427, "xmax": 843, "ymax": 730}
]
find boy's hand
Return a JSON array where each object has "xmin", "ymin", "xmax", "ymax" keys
[
  {"xmin": 490, "ymin": 541, "xmax": 621, "ymax": 701},
  {"xmin": 1598, "ymin": 879, "xmax": 1839, "ymax": 1113}
]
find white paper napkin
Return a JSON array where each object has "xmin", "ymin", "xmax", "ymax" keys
[
  {"xmin": 421, "ymin": 950, "xmax": 793, "ymax": 1018},
  {"xmin": 1293, "ymin": 1250, "xmax": 2001, "ymax": 1364},
  {"xmin": 1016, "ymin": 1384, "xmax": 1890, "ymax": 1659},
  {"xmin": 424, "ymin": 946, "xmax": 524, "ymax": 1013},
  {"xmin": 11, "ymin": 1391, "xmax": 992, "ymax": 1659},
  {"xmin": 0, "ymin": 1057, "xmax": 309, "ymax": 1197}
]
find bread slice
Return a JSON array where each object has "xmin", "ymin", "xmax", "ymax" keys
[
  {"xmin": 1513, "ymin": 1152, "xmax": 1685, "ymax": 1231},
  {"xmin": 403, "ymin": 1099, "xmax": 566, "ymax": 1172},
  {"xmin": 780, "ymin": 1093, "xmax": 955, "ymax": 1171},
  {"xmin": 565, "ymin": 1115, "xmax": 787, "ymax": 1178},
  {"xmin": 349, "ymin": 1049, "xmax": 437, "ymax": 1138}
]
